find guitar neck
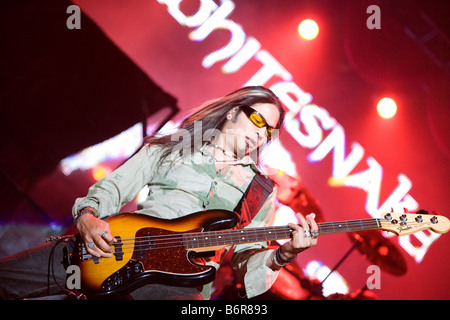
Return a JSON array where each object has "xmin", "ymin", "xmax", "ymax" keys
[{"xmin": 183, "ymin": 218, "xmax": 381, "ymax": 251}]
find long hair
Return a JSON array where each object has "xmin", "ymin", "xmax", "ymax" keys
[{"xmin": 144, "ymin": 86, "xmax": 285, "ymax": 164}]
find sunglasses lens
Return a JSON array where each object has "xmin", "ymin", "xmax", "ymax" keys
[
  {"xmin": 243, "ymin": 107, "xmax": 274, "ymax": 139},
  {"xmin": 249, "ymin": 113, "xmax": 266, "ymax": 128}
]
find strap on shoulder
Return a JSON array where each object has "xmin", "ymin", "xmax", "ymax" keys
[{"xmin": 233, "ymin": 173, "xmax": 275, "ymax": 228}]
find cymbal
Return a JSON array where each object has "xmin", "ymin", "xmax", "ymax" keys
[{"xmin": 348, "ymin": 230, "xmax": 407, "ymax": 276}]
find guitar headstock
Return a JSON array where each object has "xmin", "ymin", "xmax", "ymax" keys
[{"xmin": 379, "ymin": 211, "xmax": 450, "ymax": 236}]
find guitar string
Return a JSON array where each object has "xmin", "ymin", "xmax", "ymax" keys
[
  {"xmin": 91, "ymin": 218, "xmax": 389, "ymax": 251},
  {"xmin": 89, "ymin": 213, "xmax": 433, "ymax": 247},
  {"xmin": 94, "ymin": 219, "xmax": 427, "ymax": 250},
  {"xmin": 105, "ymin": 228, "xmax": 293, "ymax": 250},
  {"xmin": 81, "ymin": 220, "xmax": 431, "ymax": 258},
  {"xmin": 83, "ymin": 219, "xmax": 383, "ymax": 253},
  {"xmin": 84, "ymin": 229, "xmax": 296, "ymax": 256},
  {"xmin": 81, "ymin": 227, "xmax": 294, "ymax": 256},
  {"xmin": 104, "ymin": 225, "xmax": 360, "ymax": 251},
  {"xmin": 121, "ymin": 219, "xmax": 426, "ymax": 249},
  {"xmin": 109, "ymin": 218, "xmax": 383, "ymax": 243}
]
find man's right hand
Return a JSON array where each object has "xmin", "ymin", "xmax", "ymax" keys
[{"xmin": 76, "ymin": 213, "xmax": 116, "ymax": 258}]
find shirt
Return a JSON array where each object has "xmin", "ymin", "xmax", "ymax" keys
[{"xmin": 72, "ymin": 144, "xmax": 279, "ymax": 299}]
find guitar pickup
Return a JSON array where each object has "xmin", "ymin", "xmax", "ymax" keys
[{"xmin": 113, "ymin": 236, "xmax": 124, "ymax": 261}]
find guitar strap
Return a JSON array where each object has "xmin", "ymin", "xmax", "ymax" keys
[{"xmin": 233, "ymin": 173, "xmax": 275, "ymax": 228}]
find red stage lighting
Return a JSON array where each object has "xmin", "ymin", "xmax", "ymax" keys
[
  {"xmin": 377, "ymin": 97, "xmax": 397, "ymax": 119},
  {"xmin": 298, "ymin": 19, "xmax": 319, "ymax": 40}
]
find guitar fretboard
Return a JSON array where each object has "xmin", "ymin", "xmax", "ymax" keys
[{"xmin": 182, "ymin": 218, "xmax": 381, "ymax": 249}]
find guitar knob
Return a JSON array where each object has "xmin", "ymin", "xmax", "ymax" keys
[
  {"xmin": 415, "ymin": 215, "xmax": 423, "ymax": 223},
  {"xmin": 430, "ymin": 216, "xmax": 438, "ymax": 224},
  {"xmin": 400, "ymin": 214, "xmax": 407, "ymax": 221},
  {"xmin": 384, "ymin": 213, "xmax": 392, "ymax": 221},
  {"xmin": 103, "ymin": 278, "xmax": 114, "ymax": 291},
  {"xmin": 124, "ymin": 266, "xmax": 132, "ymax": 279}
]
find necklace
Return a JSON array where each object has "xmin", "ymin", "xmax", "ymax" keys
[{"xmin": 208, "ymin": 143, "xmax": 238, "ymax": 160}]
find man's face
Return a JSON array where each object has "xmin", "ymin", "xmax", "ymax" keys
[{"xmin": 222, "ymin": 103, "xmax": 280, "ymax": 157}]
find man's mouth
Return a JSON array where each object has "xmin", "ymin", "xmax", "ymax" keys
[{"xmin": 245, "ymin": 136, "xmax": 256, "ymax": 149}]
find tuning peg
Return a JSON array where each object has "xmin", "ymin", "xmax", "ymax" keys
[{"xmin": 416, "ymin": 209, "xmax": 429, "ymax": 215}]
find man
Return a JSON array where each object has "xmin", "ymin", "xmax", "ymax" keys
[{"xmin": 0, "ymin": 86, "xmax": 318, "ymax": 300}]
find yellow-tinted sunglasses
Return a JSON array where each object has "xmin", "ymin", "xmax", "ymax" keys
[{"xmin": 240, "ymin": 106, "xmax": 274, "ymax": 139}]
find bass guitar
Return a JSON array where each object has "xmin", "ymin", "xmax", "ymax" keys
[{"xmin": 74, "ymin": 210, "xmax": 449, "ymax": 296}]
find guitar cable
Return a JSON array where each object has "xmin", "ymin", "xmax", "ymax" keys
[{"xmin": 46, "ymin": 235, "xmax": 87, "ymax": 300}]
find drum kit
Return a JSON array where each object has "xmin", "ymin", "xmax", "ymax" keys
[{"xmin": 211, "ymin": 171, "xmax": 408, "ymax": 300}]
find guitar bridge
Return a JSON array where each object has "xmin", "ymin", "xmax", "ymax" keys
[{"xmin": 79, "ymin": 245, "xmax": 98, "ymax": 262}]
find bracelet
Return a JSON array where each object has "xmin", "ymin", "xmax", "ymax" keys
[
  {"xmin": 271, "ymin": 247, "xmax": 295, "ymax": 270},
  {"xmin": 276, "ymin": 247, "xmax": 296, "ymax": 264},
  {"xmin": 74, "ymin": 207, "xmax": 97, "ymax": 226},
  {"xmin": 271, "ymin": 250, "xmax": 284, "ymax": 269}
]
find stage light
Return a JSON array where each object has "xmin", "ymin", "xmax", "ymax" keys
[
  {"xmin": 377, "ymin": 97, "xmax": 397, "ymax": 119},
  {"xmin": 298, "ymin": 19, "xmax": 319, "ymax": 40},
  {"xmin": 92, "ymin": 165, "xmax": 111, "ymax": 181}
]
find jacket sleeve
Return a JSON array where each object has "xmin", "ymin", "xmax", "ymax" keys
[{"xmin": 72, "ymin": 145, "xmax": 163, "ymax": 219}]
